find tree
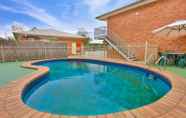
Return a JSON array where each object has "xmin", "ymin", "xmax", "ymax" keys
[{"xmin": 77, "ymin": 28, "xmax": 89, "ymax": 37}]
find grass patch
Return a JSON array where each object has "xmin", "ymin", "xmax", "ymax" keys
[
  {"xmin": 152, "ymin": 65, "xmax": 186, "ymax": 78},
  {"xmin": 0, "ymin": 62, "xmax": 36, "ymax": 87}
]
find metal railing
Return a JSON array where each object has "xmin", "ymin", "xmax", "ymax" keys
[{"xmin": 106, "ymin": 31, "xmax": 136, "ymax": 60}]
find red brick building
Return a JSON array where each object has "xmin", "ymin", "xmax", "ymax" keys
[{"xmin": 97, "ymin": 0, "xmax": 186, "ymax": 60}]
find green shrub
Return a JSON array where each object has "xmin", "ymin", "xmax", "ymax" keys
[
  {"xmin": 159, "ymin": 57, "xmax": 168, "ymax": 66},
  {"xmin": 177, "ymin": 58, "xmax": 186, "ymax": 68}
]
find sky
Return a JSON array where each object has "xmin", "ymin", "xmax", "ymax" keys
[{"xmin": 0, "ymin": 0, "xmax": 136, "ymax": 38}]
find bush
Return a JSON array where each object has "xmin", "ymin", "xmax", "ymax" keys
[
  {"xmin": 159, "ymin": 56, "xmax": 168, "ymax": 66},
  {"xmin": 177, "ymin": 58, "xmax": 186, "ymax": 68}
]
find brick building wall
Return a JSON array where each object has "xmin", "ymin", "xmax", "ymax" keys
[
  {"xmin": 107, "ymin": 0, "xmax": 186, "ymax": 54},
  {"xmin": 57, "ymin": 37, "xmax": 86, "ymax": 55}
]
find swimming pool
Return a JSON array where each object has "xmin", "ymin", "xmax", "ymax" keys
[{"xmin": 22, "ymin": 59, "xmax": 171, "ymax": 116}]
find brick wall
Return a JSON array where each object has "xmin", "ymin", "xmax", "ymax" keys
[{"xmin": 107, "ymin": 0, "xmax": 186, "ymax": 55}]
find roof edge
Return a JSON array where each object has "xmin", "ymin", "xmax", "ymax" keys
[
  {"xmin": 96, "ymin": 0, "xmax": 157, "ymax": 20},
  {"xmin": 13, "ymin": 31, "xmax": 87, "ymax": 39}
]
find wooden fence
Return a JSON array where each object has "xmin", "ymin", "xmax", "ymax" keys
[
  {"xmin": 0, "ymin": 40, "xmax": 108, "ymax": 62},
  {"xmin": 0, "ymin": 47, "xmax": 67, "ymax": 62},
  {"xmin": 0, "ymin": 40, "xmax": 68, "ymax": 62}
]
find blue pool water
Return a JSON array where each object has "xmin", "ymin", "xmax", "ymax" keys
[{"xmin": 22, "ymin": 59, "xmax": 171, "ymax": 116}]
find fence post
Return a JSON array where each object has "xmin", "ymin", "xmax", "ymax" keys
[
  {"xmin": 127, "ymin": 44, "xmax": 130, "ymax": 57},
  {"xmin": 0, "ymin": 45, "xmax": 2, "ymax": 62},
  {"xmin": 44, "ymin": 47, "xmax": 47, "ymax": 59},
  {"xmin": 144, "ymin": 40, "xmax": 148, "ymax": 64},
  {"xmin": 104, "ymin": 46, "xmax": 106, "ymax": 59},
  {"xmin": 0, "ymin": 44, "xmax": 5, "ymax": 62}
]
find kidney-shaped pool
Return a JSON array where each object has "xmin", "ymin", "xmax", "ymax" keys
[{"xmin": 22, "ymin": 59, "xmax": 171, "ymax": 116}]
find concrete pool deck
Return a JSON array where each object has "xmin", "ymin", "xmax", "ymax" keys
[{"xmin": 0, "ymin": 57, "xmax": 186, "ymax": 118}]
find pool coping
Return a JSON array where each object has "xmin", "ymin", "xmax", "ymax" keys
[{"xmin": 0, "ymin": 57, "xmax": 186, "ymax": 118}]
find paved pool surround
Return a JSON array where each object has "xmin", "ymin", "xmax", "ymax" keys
[{"xmin": 0, "ymin": 57, "xmax": 186, "ymax": 118}]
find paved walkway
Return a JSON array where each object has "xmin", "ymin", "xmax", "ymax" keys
[{"xmin": 0, "ymin": 58, "xmax": 186, "ymax": 118}]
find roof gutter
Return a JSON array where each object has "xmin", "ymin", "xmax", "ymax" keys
[{"xmin": 13, "ymin": 31, "xmax": 87, "ymax": 39}]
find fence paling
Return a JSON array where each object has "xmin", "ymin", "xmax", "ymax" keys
[
  {"xmin": 144, "ymin": 41, "xmax": 148, "ymax": 64},
  {"xmin": 0, "ymin": 46, "xmax": 68, "ymax": 62},
  {"xmin": 0, "ymin": 47, "xmax": 3, "ymax": 62}
]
